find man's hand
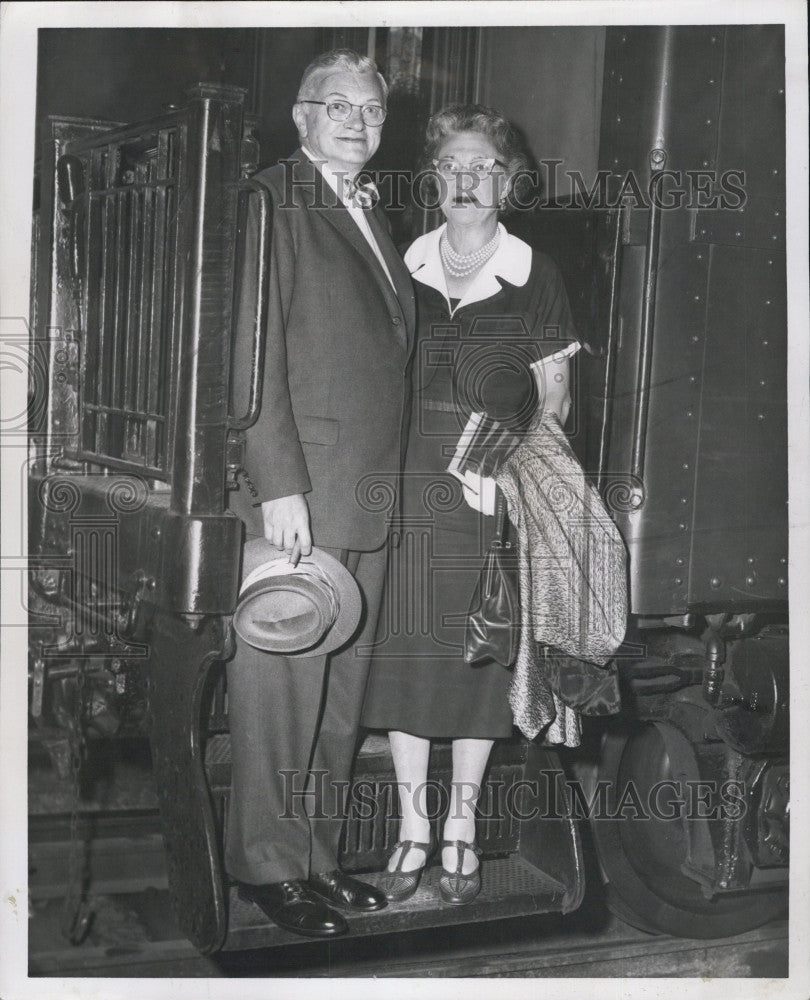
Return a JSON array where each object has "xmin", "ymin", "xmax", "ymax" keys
[
  {"xmin": 261, "ymin": 494, "xmax": 312, "ymax": 564},
  {"xmin": 461, "ymin": 471, "xmax": 496, "ymax": 516}
]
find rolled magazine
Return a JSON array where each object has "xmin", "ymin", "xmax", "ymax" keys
[{"xmin": 447, "ymin": 410, "xmax": 522, "ymax": 481}]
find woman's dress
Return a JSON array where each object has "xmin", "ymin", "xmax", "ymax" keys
[{"xmin": 361, "ymin": 223, "xmax": 579, "ymax": 739}]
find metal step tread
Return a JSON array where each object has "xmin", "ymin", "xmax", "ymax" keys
[{"xmin": 223, "ymin": 854, "xmax": 567, "ymax": 951}]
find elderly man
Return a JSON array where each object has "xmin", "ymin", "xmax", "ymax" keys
[{"xmin": 226, "ymin": 50, "xmax": 415, "ymax": 937}]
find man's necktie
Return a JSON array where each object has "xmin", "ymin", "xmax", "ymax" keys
[{"xmin": 346, "ymin": 178, "xmax": 379, "ymax": 209}]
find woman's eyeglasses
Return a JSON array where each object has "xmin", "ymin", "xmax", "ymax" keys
[
  {"xmin": 299, "ymin": 100, "xmax": 387, "ymax": 127},
  {"xmin": 432, "ymin": 157, "xmax": 508, "ymax": 176}
]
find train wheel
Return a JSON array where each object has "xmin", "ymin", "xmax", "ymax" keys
[{"xmin": 590, "ymin": 726, "xmax": 788, "ymax": 939}]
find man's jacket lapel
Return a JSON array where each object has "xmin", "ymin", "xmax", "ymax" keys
[
  {"xmin": 365, "ymin": 204, "xmax": 416, "ymax": 350},
  {"xmin": 288, "ymin": 151, "xmax": 413, "ymax": 351}
]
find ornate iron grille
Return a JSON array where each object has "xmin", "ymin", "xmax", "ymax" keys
[{"xmin": 61, "ymin": 123, "xmax": 182, "ymax": 477}]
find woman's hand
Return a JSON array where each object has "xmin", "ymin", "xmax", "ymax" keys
[
  {"xmin": 531, "ymin": 354, "xmax": 573, "ymax": 425},
  {"xmin": 461, "ymin": 470, "xmax": 496, "ymax": 515}
]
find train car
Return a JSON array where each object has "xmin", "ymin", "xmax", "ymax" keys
[{"xmin": 26, "ymin": 24, "xmax": 789, "ymax": 955}]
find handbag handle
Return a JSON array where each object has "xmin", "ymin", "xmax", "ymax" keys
[{"xmin": 493, "ymin": 489, "xmax": 509, "ymax": 547}]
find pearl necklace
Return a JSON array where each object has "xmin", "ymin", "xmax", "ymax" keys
[{"xmin": 440, "ymin": 230, "xmax": 500, "ymax": 277}]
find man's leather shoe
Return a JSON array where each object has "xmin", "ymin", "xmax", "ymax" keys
[
  {"xmin": 237, "ymin": 879, "xmax": 348, "ymax": 937},
  {"xmin": 307, "ymin": 870, "xmax": 388, "ymax": 912}
]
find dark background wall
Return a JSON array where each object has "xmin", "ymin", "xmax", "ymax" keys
[
  {"xmin": 37, "ymin": 27, "xmax": 358, "ymax": 167},
  {"xmin": 37, "ymin": 29, "xmax": 262, "ymax": 148},
  {"xmin": 477, "ymin": 26, "xmax": 605, "ymax": 200},
  {"xmin": 37, "ymin": 26, "xmax": 605, "ymax": 182}
]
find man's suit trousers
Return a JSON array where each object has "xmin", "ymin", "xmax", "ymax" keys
[{"xmin": 224, "ymin": 542, "xmax": 388, "ymax": 885}]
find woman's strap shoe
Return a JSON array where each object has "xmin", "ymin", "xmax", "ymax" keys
[
  {"xmin": 438, "ymin": 840, "xmax": 482, "ymax": 905},
  {"xmin": 377, "ymin": 838, "xmax": 435, "ymax": 902}
]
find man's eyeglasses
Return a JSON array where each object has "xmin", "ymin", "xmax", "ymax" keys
[
  {"xmin": 432, "ymin": 157, "xmax": 508, "ymax": 176},
  {"xmin": 299, "ymin": 100, "xmax": 387, "ymax": 127}
]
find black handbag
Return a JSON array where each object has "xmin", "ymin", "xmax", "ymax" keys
[{"xmin": 464, "ymin": 490, "xmax": 520, "ymax": 669}]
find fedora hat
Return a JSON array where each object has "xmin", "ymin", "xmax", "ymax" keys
[{"xmin": 233, "ymin": 538, "xmax": 362, "ymax": 657}]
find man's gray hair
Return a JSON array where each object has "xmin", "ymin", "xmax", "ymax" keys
[{"xmin": 296, "ymin": 48, "xmax": 388, "ymax": 103}]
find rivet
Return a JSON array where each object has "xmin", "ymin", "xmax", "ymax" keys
[
  {"xmin": 680, "ymin": 497, "xmax": 689, "ymax": 505},
  {"xmin": 745, "ymin": 575, "xmax": 756, "ymax": 587},
  {"xmin": 616, "ymin": 116, "xmax": 622, "ymax": 123},
  {"xmin": 778, "ymin": 88, "xmax": 784, "ymax": 94},
  {"xmin": 709, "ymin": 77, "xmax": 715, "ymax": 84},
  {"xmin": 686, "ymin": 410, "xmax": 694, "ymax": 418},
  {"xmin": 682, "ymin": 462, "xmax": 689, "ymax": 470},
  {"xmin": 780, "ymin": 557, "xmax": 787, "ymax": 564},
  {"xmin": 735, "ymin": 231, "xmax": 742, "ymax": 238},
  {"xmin": 772, "ymin": 168, "xmax": 779, "ymax": 175},
  {"xmin": 710, "ymin": 36, "xmax": 717, "ymax": 43},
  {"xmin": 693, "ymin": 295, "xmax": 701, "ymax": 302},
  {"xmin": 689, "ymin": 375, "xmax": 696, "ymax": 383},
  {"xmin": 696, "ymin": 253, "xmax": 704, "ymax": 260},
  {"xmin": 759, "ymin": 380, "xmax": 766, "ymax": 387},
  {"xmin": 747, "ymin": 556, "xmax": 756, "ymax": 564},
  {"xmin": 762, "ymin": 340, "xmax": 769, "ymax": 346},
  {"xmin": 710, "ymin": 576, "xmax": 722, "ymax": 588},
  {"xmin": 757, "ymin": 413, "xmax": 765, "ymax": 420},
  {"xmin": 676, "ymin": 557, "xmax": 685, "ymax": 566},
  {"xmin": 618, "ymin": 75, "xmax": 623, "ymax": 82},
  {"xmin": 765, "ymin": 299, "xmax": 771, "ymax": 305},
  {"xmin": 774, "ymin": 210, "xmax": 780, "ymax": 217},
  {"xmin": 706, "ymin": 119, "xmax": 713, "ymax": 125},
  {"xmin": 702, "ymin": 160, "xmax": 709, "ymax": 167},
  {"xmin": 778, "ymin": 577, "xmax": 787, "ymax": 586},
  {"xmin": 692, "ymin": 334, "xmax": 700, "ymax": 341},
  {"xmin": 679, "ymin": 523, "xmax": 687, "ymax": 531},
  {"xmin": 767, "ymin": 259, "xmax": 773, "ymax": 265},
  {"xmin": 675, "ymin": 578, "xmax": 683, "ymax": 586},
  {"xmin": 771, "ymin": 234, "xmax": 779, "ymax": 240},
  {"xmin": 151, "ymin": 526, "xmax": 161, "ymax": 539}
]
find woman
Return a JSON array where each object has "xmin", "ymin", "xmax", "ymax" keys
[{"xmin": 361, "ymin": 104, "xmax": 580, "ymax": 904}]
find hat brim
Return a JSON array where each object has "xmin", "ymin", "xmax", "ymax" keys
[{"xmin": 236, "ymin": 538, "xmax": 363, "ymax": 657}]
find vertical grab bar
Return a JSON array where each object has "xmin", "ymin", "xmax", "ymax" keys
[
  {"xmin": 228, "ymin": 178, "xmax": 271, "ymax": 431},
  {"xmin": 630, "ymin": 26, "xmax": 674, "ymax": 484},
  {"xmin": 596, "ymin": 205, "xmax": 626, "ymax": 492},
  {"xmin": 631, "ymin": 146, "xmax": 668, "ymax": 483}
]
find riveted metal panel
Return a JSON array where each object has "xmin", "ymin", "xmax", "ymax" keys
[
  {"xmin": 601, "ymin": 27, "xmax": 724, "ymax": 181},
  {"xmin": 613, "ymin": 242, "xmax": 711, "ymax": 613},
  {"xmin": 692, "ymin": 196, "xmax": 785, "ymax": 250},
  {"xmin": 596, "ymin": 26, "xmax": 787, "ymax": 615},
  {"xmin": 714, "ymin": 27, "xmax": 785, "ymax": 195},
  {"xmin": 693, "ymin": 27, "xmax": 785, "ymax": 251},
  {"xmin": 688, "ymin": 245, "xmax": 787, "ymax": 606}
]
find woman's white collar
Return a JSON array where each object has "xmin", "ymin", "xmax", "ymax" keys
[{"xmin": 404, "ymin": 223, "xmax": 532, "ymax": 311}]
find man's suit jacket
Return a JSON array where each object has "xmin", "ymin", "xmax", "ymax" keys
[{"xmin": 229, "ymin": 150, "xmax": 416, "ymax": 552}]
